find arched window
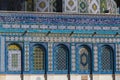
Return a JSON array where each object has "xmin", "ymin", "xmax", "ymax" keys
[
  {"xmin": 32, "ymin": 45, "xmax": 45, "ymax": 71},
  {"xmin": 54, "ymin": 45, "xmax": 68, "ymax": 71},
  {"xmin": 79, "ymin": 46, "xmax": 91, "ymax": 73},
  {"xmin": 101, "ymin": 46, "xmax": 113, "ymax": 72},
  {"xmin": 7, "ymin": 44, "xmax": 21, "ymax": 72}
]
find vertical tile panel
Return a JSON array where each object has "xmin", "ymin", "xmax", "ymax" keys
[
  {"xmin": 88, "ymin": 0, "xmax": 100, "ymax": 14},
  {"xmin": 64, "ymin": 0, "xmax": 78, "ymax": 12},
  {"xmin": 116, "ymin": 44, "xmax": 120, "ymax": 71},
  {"xmin": 1, "ymin": 36, "xmax": 5, "ymax": 72},
  {"xmin": 93, "ymin": 44, "xmax": 98, "ymax": 71},
  {"xmin": 35, "ymin": 0, "xmax": 49, "ymax": 12},
  {"xmin": 71, "ymin": 43, "xmax": 76, "ymax": 71},
  {"xmin": 48, "ymin": 42, "xmax": 53, "ymax": 71},
  {"xmin": 24, "ymin": 42, "xmax": 29, "ymax": 71}
]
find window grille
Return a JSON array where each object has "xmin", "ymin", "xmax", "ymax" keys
[
  {"xmin": 54, "ymin": 45, "xmax": 68, "ymax": 71},
  {"xmin": 33, "ymin": 46, "xmax": 45, "ymax": 71},
  {"xmin": 101, "ymin": 46, "xmax": 113, "ymax": 72}
]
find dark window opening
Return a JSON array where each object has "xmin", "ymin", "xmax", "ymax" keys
[
  {"xmin": 114, "ymin": 0, "xmax": 120, "ymax": 7},
  {"xmin": 56, "ymin": 0, "xmax": 62, "ymax": 12},
  {"xmin": 0, "ymin": 0, "xmax": 24, "ymax": 11},
  {"xmin": 53, "ymin": 0, "xmax": 62, "ymax": 12}
]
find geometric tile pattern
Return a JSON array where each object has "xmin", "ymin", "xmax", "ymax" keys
[
  {"xmin": 35, "ymin": 0, "xmax": 49, "ymax": 12},
  {"xmin": 93, "ymin": 44, "xmax": 98, "ymax": 71},
  {"xmin": 116, "ymin": 44, "xmax": 120, "ymax": 71},
  {"xmin": 8, "ymin": 44, "xmax": 21, "ymax": 71},
  {"xmin": 78, "ymin": 0, "xmax": 88, "ymax": 13},
  {"xmin": 65, "ymin": 0, "xmax": 77, "ymax": 12},
  {"xmin": 0, "ymin": 37, "xmax": 5, "ymax": 72},
  {"xmin": 54, "ymin": 45, "xmax": 68, "ymax": 71},
  {"xmin": 89, "ymin": 0, "xmax": 100, "ymax": 14},
  {"xmin": 5, "ymin": 35, "xmax": 120, "ymax": 44},
  {"xmin": 50, "ymin": 0, "xmax": 57, "ymax": 12},
  {"xmin": 79, "ymin": 46, "xmax": 90, "ymax": 72},
  {"xmin": 100, "ymin": 0, "xmax": 107, "ymax": 13},
  {"xmin": 107, "ymin": 0, "xmax": 117, "ymax": 14},
  {"xmin": 48, "ymin": 43, "xmax": 53, "ymax": 71},
  {"xmin": 24, "ymin": 43, "xmax": 29, "ymax": 71},
  {"xmin": 101, "ymin": 46, "xmax": 113, "ymax": 72},
  {"xmin": 71, "ymin": 43, "xmax": 76, "ymax": 71},
  {"xmin": 33, "ymin": 46, "xmax": 44, "ymax": 70}
]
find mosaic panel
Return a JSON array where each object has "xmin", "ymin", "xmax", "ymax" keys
[
  {"xmin": 35, "ymin": 0, "xmax": 49, "ymax": 12},
  {"xmin": 65, "ymin": 0, "xmax": 77, "ymax": 12},
  {"xmin": 93, "ymin": 44, "xmax": 98, "ymax": 71},
  {"xmin": 0, "ymin": 13, "xmax": 120, "ymax": 27},
  {"xmin": 1, "ymin": 37, "xmax": 5, "ymax": 72},
  {"xmin": 48, "ymin": 43, "xmax": 53, "ymax": 71},
  {"xmin": 24, "ymin": 43, "xmax": 29, "ymax": 71},
  {"xmin": 100, "ymin": 0, "xmax": 107, "ymax": 13},
  {"xmin": 71, "ymin": 43, "xmax": 76, "ymax": 71},
  {"xmin": 79, "ymin": 46, "xmax": 90, "ymax": 72},
  {"xmin": 54, "ymin": 45, "xmax": 68, "ymax": 71},
  {"xmin": 116, "ymin": 44, "xmax": 120, "ymax": 71},
  {"xmin": 8, "ymin": 44, "xmax": 21, "ymax": 71},
  {"xmin": 50, "ymin": 0, "xmax": 57, "ymax": 12},
  {"xmin": 101, "ymin": 46, "xmax": 113, "ymax": 72},
  {"xmin": 107, "ymin": 0, "xmax": 117, "ymax": 14},
  {"xmin": 89, "ymin": 0, "xmax": 100, "ymax": 14},
  {"xmin": 78, "ymin": 0, "xmax": 88, "ymax": 13},
  {"xmin": 33, "ymin": 46, "xmax": 44, "ymax": 70}
]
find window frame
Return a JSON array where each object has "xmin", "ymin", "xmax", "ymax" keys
[
  {"xmin": 6, "ymin": 42, "xmax": 23, "ymax": 74},
  {"xmin": 99, "ymin": 44, "xmax": 115, "ymax": 74},
  {"xmin": 30, "ymin": 43, "xmax": 47, "ymax": 74},
  {"xmin": 53, "ymin": 43, "xmax": 70, "ymax": 74}
]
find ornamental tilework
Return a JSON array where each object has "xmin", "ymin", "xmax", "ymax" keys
[
  {"xmin": 78, "ymin": 0, "xmax": 88, "ymax": 13},
  {"xmin": 71, "ymin": 43, "xmax": 76, "ymax": 71},
  {"xmin": 89, "ymin": 0, "xmax": 100, "ymax": 14},
  {"xmin": 50, "ymin": 0, "xmax": 57, "ymax": 12},
  {"xmin": 79, "ymin": 46, "xmax": 90, "ymax": 72},
  {"xmin": 48, "ymin": 43, "xmax": 53, "ymax": 71},
  {"xmin": 35, "ymin": 0, "xmax": 49, "ymax": 12},
  {"xmin": 0, "ymin": 13, "xmax": 120, "ymax": 27},
  {"xmin": 24, "ymin": 43, "xmax": 29, "ymax": 71},
  {"xmin": 100, "ymin": 0, "xmax": 107, "ymax": 13},
  {"xmin": 107, "ymin": 0, "xmax": 117, "ymax": 14},
  {"xmin": 1, "ymin": 37, "xmax": 5, "ymax": 72},
  {"xmin": 93, "ymin": 44, "xmax": 98, "ymax": 71},
  {"xmin": 116, "ymin": 44, "xmax": 120, "ymax": 71},
  {"xmin": 65, "ymin": 0, "xmax": 77, "ymax": 12}
]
